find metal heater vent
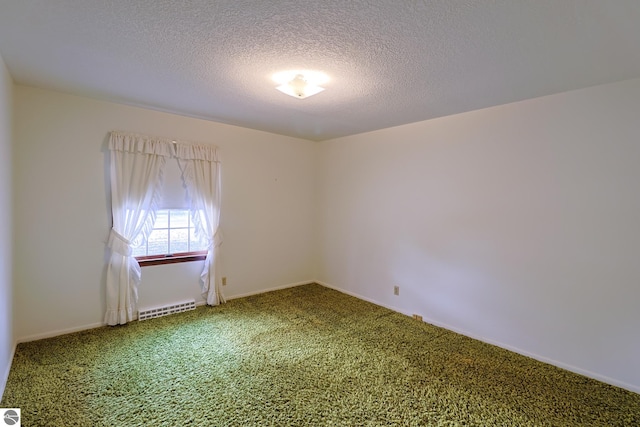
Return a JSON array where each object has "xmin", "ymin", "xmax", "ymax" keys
[{"xmin": 138, "ymin": 300, "xmax": 196, "ymax": 321}]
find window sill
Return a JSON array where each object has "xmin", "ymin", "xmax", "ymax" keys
[{"xmin": 136, "ymin": 251, "xmax": 207, "ymax": 267}]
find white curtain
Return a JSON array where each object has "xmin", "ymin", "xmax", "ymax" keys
[
  {"xmin": 176, "ymin": 143, "xmax": 224, "ymax": 305},
  {"xmin": 105, "ymin": 132, "xmax": 170, "ymax": 325}
]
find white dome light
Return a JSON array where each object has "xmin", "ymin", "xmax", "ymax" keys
[{"xmin": 273, "ymin": 70, "xmax": 329, "ymax": 99}]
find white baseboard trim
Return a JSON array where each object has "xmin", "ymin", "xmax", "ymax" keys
[
  {"xmin": 14, "ymin": 280, "xmax": 636, "ymax": 394},
  {"xmin": 315, "ymin": 280, "xmax": 415, "ymax": 318},
  {"xmin": 15, "ymin": 281, "xmax": 316, "ymax": 343},
  {"xmin": 17, "ymin": 321, "xmax": 106, "ymax": 344},
  {"xmin": 0, "ymin": 340, "xmax": 17, "ymax": 400},
  {"xmin": 315, "ymin": 281, "xmax": 640, "ymax": 395},
  {"xmin": 422, "ymin": 314, "xmax": 640, "ymax": 394},
  {"xmin": 225, "ymin": 280, "xmax": 315, "ymax": 301},
  {"xmin": 429, "ymin": 317, "xmax": 640, "ymax": 394}
]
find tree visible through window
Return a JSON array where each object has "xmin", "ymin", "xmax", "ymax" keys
[{"xmin": 133, "ymin": 209, "xmax": 208, "ymax": 260}]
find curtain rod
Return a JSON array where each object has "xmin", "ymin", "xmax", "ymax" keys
[{"xmin": 110, "ymin": 130, "xmax": 218, "ymax": 149}]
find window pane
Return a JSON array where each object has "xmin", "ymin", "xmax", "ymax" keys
[
  {"xmin": 134, "ymin": 209, "xmax": 212, "ymax": 259},
  {"xmin": 154, "ymin": 209, "xmax": 169, "ymax": 229},
  {"xmin": 170, "ymin": 209, "xmax": 189, "ymax": 228},
  {"xmin": 170, "ymin": 228, "xmax": 189, "ymax": 254},
  {"xmin": 132, "ymin": 243, "xmax": 147, "ymax": 257},
  {"xmin": 147, "ymin": 229, "xmax": 168, "ymax": 255},
  {"xmin": 190, "ymin": 228, "xmax": 209, "ymax": 252}
]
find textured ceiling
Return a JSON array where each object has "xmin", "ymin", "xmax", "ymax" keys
[{"xmin": 1, "ymin": 1, "xmax": 640, "ymax": 141}]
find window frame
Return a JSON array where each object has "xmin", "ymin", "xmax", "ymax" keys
[
  {"xmin": 136, "ymin": 251, "xmax": 207, "ymax": 267},
  {"xmin": 134, "ymin": 208, "xmax": 208, "ymax": 267}
]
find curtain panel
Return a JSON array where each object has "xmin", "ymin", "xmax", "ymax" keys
[
  {"xmin": 105, "ymin": 131, "xmax": 222, "ymax": 325},
  {"xmin": 177, "ymin": 142, "xmax": 224, "ymax": 305}
]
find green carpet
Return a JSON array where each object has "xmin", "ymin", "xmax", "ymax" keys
[{"xmin": 2, "ymin": 284, "xmax": 639, "ymax": 426}]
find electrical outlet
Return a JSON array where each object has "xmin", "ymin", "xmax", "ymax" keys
[
  {"xmin": 393, "ymin": 285, "xmax": 399, "ymax": 296},
  {"xmin": 222, "ymin": 277, "xmax": 227, "ymax": 286}
]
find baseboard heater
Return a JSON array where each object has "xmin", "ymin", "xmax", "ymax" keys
[{"xmin": 138, "ymin": 299, "xmax": 196, "ymax": 321}]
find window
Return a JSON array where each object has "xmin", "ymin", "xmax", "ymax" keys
[
  {"xmin": 106, "ymin": 132, "xmax": 223, "ymax": 324},
  {"xmin": 133, "ymin": 209, "xmax": 208, "ymax": 266}
]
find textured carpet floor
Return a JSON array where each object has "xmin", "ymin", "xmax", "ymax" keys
[{"xmin": 2, "ymin": 284, "xmax": 639, "ymax": 426}]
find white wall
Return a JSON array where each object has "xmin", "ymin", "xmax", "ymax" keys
[
  {"xmin": 317, "ymin": 77, "xmax": 640, "ymax": 393},
  {"xmin": 13, "ymin": 86, "xmax": 317, "ymax": 341},
  {"xmin": 10, "ymin": 76, "xmax": 640, "ymax": 394},
  {"xmin": 0, "ymin": 54, "xmax": 13, "ymax": 397}
]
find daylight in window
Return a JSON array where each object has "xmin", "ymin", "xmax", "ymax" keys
[{"xmin": 132, "ymin": 209, "xmax": 208, "ymax": 258}]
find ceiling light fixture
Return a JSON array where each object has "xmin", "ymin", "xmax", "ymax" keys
[{"xmin": 273, "ymin": 70, "xmax": 329, "ymax": 99}]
